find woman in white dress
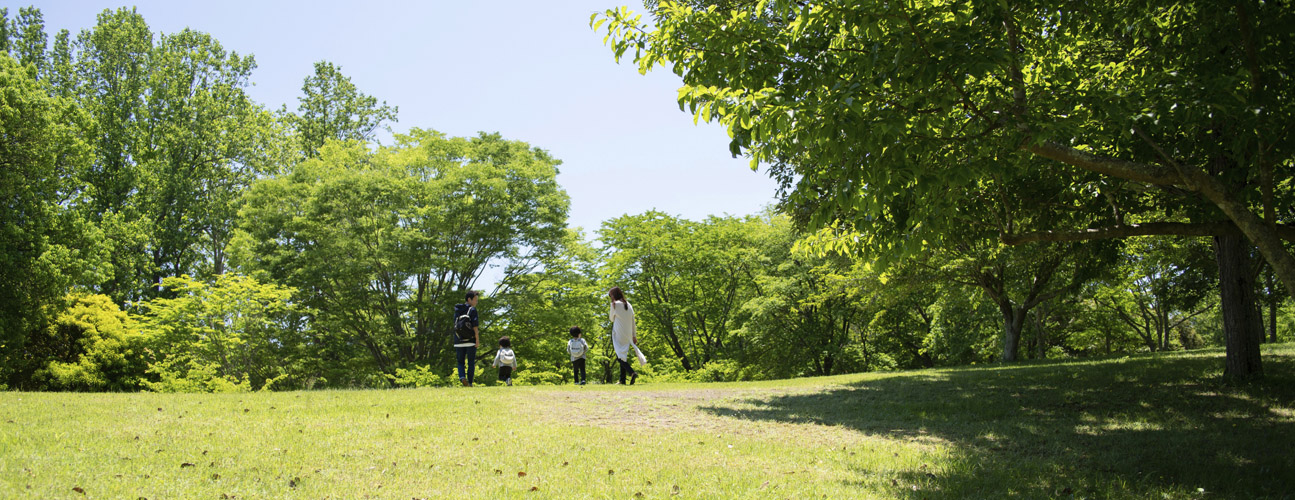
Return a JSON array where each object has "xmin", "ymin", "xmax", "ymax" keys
[{"xmin": 608, "ymin": 286, "xmax": 638, "ymax": 385}]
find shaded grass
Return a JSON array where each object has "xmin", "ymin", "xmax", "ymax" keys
[{"xmin": 1, "ymin": 344, "xmax": 1292, "ymax": 499}]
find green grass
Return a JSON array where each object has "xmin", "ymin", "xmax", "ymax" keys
[{"xmin": 3, "ymin": 345, "xmax": 1294, "ymax": 499}]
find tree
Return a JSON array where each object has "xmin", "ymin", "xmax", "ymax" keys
[
  {"xmin": 138, "ymin": 27, "xmax": 274, "ymax": 281},
  {"xmin": 487, "ymin": 229, "xmax": 608, "ymax": 384},
  {"xmin": 5, "ymin": 7, "xmax": 48, "ymax": 73},
  {"xmin": 600, "ymin": 212, "xmax": 763, "ymax": 372},
  {"xmin": 290, "ymin": 60, "xmax": 397, "ymax": 158},
  {"xmin": 597, "ymin": 1, "xmax": 1294, "ymax": 379},
  {"xmin": 65, "ymin": 8, "xmax": 155, "ymax": 302},
  {"xmin": 1098, "ymin": 237, "xmax": 1216, "ymax": 352},
  {"xmin": 237, "ymin": 130, "xmax": 569, "ymax": 383},
  {"xmin": 0, "ymin": 53, "xmax": 105, "ymax": 388}
]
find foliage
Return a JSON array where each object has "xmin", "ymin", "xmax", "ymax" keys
[
  {"xmin": 0, "ymin": 53, "xmax": 101, "ymax": 387},
  {"xmin": 237, "ymin": 129, "xmax": 570, "ymax": 383},
  {"xmin": 289, "ymin": 60, "xmax": 398, "ymax": 158},
  {"xmin": 134, "ymin": 274, "xmax": 306, "ymax": 392},
  {"xmin": 385, "ymin": 364, "xmax": 450, "ymax": 388},
  {"xmin": 31, "ymin": 294, "xmax": 149, "ymax": 391},
  {"xmin": 600, "ymin": 212, "xmax": 767, "ymax": 371},
  {"xmin": 595, "ymin": 0, "xmax": 1295, "ymax": 378},
  {"xmin": 489, "ymin": 229, "xmax": 607, "ymax": 383}
]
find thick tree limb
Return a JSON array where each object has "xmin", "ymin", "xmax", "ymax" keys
[
  {"xmin": 1025, "ymin": 141, "xmax": 1184, "ymax": 186},
  {"xmin": 1024, "ymin": 138, "xmax": 1295, "ymax": 298},
  {"xmin": 1001, "ymin": 222, "xmax": 1295, "ymax": 245}
]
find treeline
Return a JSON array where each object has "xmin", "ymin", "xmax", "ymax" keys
[{"xmin": 2, "ymin": 5, "xmax": 1290, "ymax": 392}]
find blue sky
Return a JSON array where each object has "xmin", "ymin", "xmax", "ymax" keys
[{"xmin": 17, "ymin": 0, "xmax": 781, "ymax": 238}]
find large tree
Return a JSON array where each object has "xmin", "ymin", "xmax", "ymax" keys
[
  {"xmin": 138, "ymin": 27, "xmax": 274, "ymax": 280},
  {"xmin": 237, "ymin": 130, "xmax": 569, "ymax": 382},
  {"xmin": 0, "ymin": 54, "xmax": 105, "ymax": 388},
  {"xmin": 597, "ymin": 0, "xmax": 1294, "ymax": 379}
]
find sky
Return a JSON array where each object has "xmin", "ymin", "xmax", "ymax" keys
[{"xmin": 15, "ymin": 0, "xmax": 782, "ymax": 238}]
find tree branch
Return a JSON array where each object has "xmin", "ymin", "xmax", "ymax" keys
[
  {"xmin": 1024, "ymin": 140, "xmax": 1184, "ymax": 186},
  {"xmin": 1002, "ymin": 221, "xmax": 1295, "ymax": 245}
]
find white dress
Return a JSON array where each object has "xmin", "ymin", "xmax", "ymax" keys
[{"xmin": 610, "ymin": 301, "xmax": 636, "ymax": 361}]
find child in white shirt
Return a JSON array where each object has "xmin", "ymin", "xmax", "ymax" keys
[
  {"xmin": 492, "ymin": 336, "xmax": 517, "ymax": 386},
  {"xmin": 567, "ymin": 326, "xmax": 589, "ymax": 385}
]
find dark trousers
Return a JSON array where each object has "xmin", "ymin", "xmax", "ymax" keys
[
  {"xmin": 498, "ymin": 365, "xmax": 513, "ymax": 382},
  {"xmin": 455, "ymin": 346, "xmax": 476, "ymax": 384},
  {"xmin": 572, "ymin": 358, "xmax": 586, "ymax": 383},
  {"xmin": 618, "ymin": 357, "xmax": 636, "ymax": 384}
]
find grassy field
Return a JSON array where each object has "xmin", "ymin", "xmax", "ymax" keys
[{"xmin": 2, "ymin": 344, "xmax": 1293, "ymax": 499}]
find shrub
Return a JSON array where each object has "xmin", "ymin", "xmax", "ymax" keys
[
  {"xmin": 144, "ymin": 357, "xmax": 252, "ymax": 393},
  {"xmin": 386, "ymin": 365, "xmax": 449, "ymax": 388},
  {"xmin": 35, "ymin": 294, "xmax": 148, "ymax": 391},
  {"xmin": 513, "ymin": 368, "xmax": 565, "ymax": 386}
]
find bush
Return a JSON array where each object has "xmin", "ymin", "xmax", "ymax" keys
[
  {"xmin": 143, "ymin": 357, "xmax": 252, "ymax": 393},
  {"xmin": 35, "ymin": 294, "xmax": 148, "ymax": 391},
  {"xmin": 688, "ymin": 359, "xmax": 748, "ymax": 382},
  {"xmin": 385, "ymin": 365, "xmax": 450, "ymax": 388},
  {"xmin": 513, "ymin": 368, "xmax": 565, "ymax": 386}
]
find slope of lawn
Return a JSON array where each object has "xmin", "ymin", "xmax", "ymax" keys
[{"xmin": 2, "ymin": 344, "xmax": 1293, "ymax": 499}]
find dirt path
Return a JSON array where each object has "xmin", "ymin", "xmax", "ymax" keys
[{"xmin": 530, "ymin": 385, "xmax": 925, "ymax": 448}]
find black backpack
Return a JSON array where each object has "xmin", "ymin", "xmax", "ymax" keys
[{"xmin": 453, "ymin": 306, "xmax": 475, "ymax": 344}]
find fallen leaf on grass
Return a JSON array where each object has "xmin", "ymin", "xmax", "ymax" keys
[
  {"xmin": 518, "ymin": 471, "xmax": 527, "ymax": 477},
  {"xmin": 495, "ymin": 469, "xmax": 503, "ymax": 475},
  {"xmin": 181, "ymin": 463, "xmax": 195, "ymax": 468},
  {"xmin": 530, "ymin": 486, "xmax": 539, "ymax": 492},
  {"xmin": 72, "ymin": 486, "xmax": 85, "ymax": 495},
  {"xmin": 608, "ymin": 469, "xmax": 615, "ymax": 475},
  {"xmin": 561, "ymin": 462, "xmax": 569, "ymax": 467}
]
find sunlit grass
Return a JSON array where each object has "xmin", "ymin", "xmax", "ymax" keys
[{"xmin": 2, "ymin": 344, "xmax": 1292, "ymax": 499}]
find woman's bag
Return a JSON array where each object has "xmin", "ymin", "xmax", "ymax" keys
[{"xmin": 632, "ymin": 344, "xmax": 647, "ymax": 366}]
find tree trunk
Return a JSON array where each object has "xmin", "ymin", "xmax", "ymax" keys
[
  {"xmin": 1266, "ymin": 269, "xmax": 1278, "ymax": 343},
  {"xmin": 1215, "ymin": 234, "xmax": 1264, "ymax": 381},
  {"xmin": 1001, "ymin": 306, "xmax": 1026, "ymax": 362}
]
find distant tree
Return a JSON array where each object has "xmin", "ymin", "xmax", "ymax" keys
[
  {"xmin": 139, "ymin": 27, "xmax": 275, "ymax": 280},
  {"xmin": 237, "ymin": 130, "xmax": 568, "ymax": 383},
  {"xmin": 600, "ymin": 212, "xmax": 764, "ymax": 372},
  {"xmin": 291, "ymin": 60, "xmax": 397, "ymax": 158}
]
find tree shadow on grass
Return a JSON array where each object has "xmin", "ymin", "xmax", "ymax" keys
[{"xmin": 699, "ymin": 351, "xmax": 1295, "ymax": 499}]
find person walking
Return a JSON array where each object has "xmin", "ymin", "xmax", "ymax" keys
[
  {"xmin": 492, "ymin": 336, "xmax": 517, "ymax": 386},
  {"xmin": 568, "ymin": 326, "xmax": 589, "ymax": 385},
  {"xmin": 608, "ymin": 286, "xmax": 638, "ymax": 385},
  {"xmin": 452, "ymin": 291, "xmax": 481, "ymax": 386}
]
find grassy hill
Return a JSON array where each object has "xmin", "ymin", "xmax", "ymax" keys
[{"xmin": 2, "ymin": 344, "xmax": 1293, "ymax": 499}]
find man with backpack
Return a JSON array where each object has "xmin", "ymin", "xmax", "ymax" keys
[{"xmin": 453, "ymin": 291, "xmax": 481, "ymax": 386}]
